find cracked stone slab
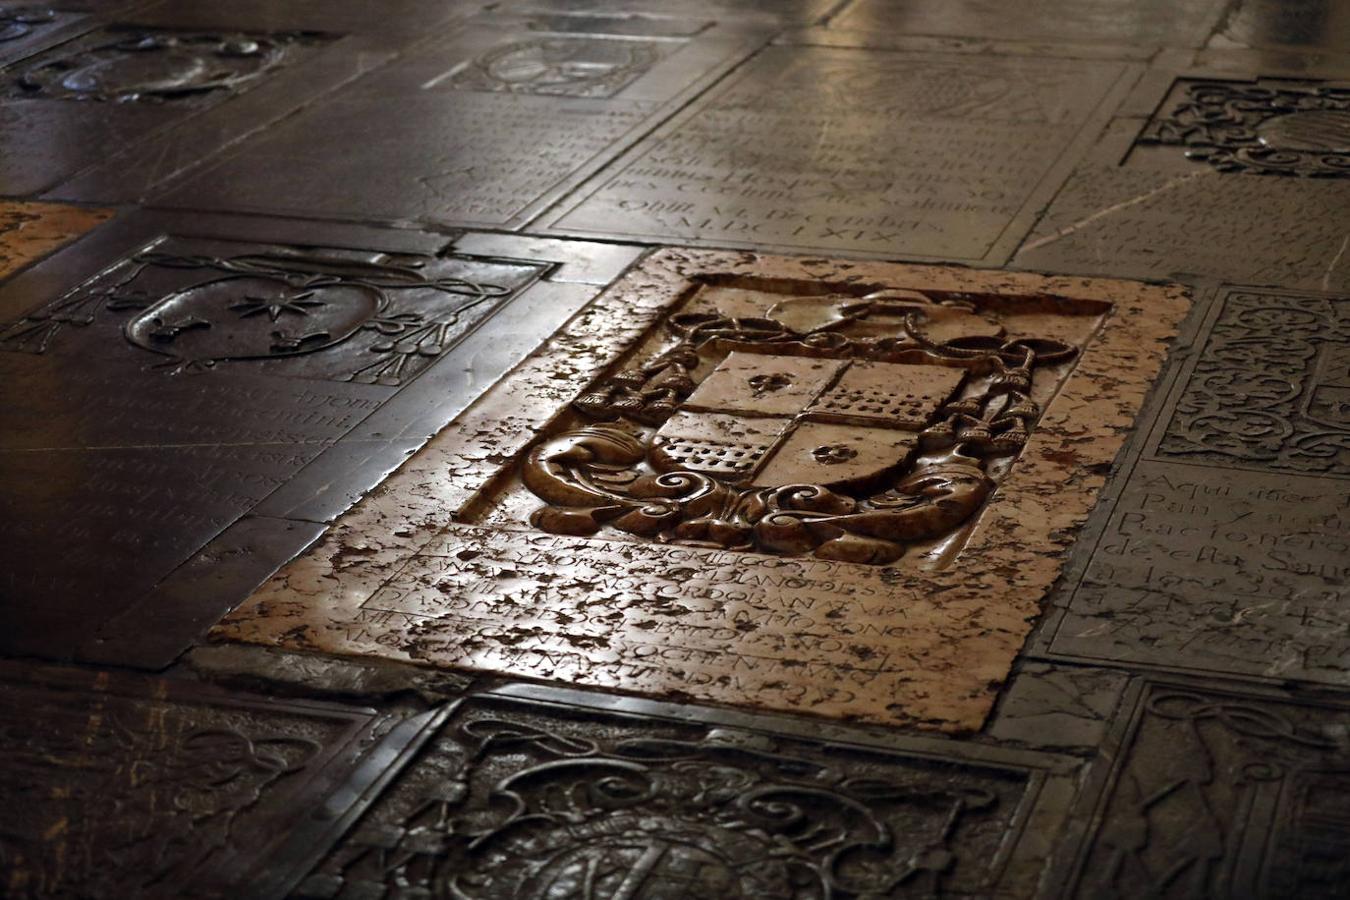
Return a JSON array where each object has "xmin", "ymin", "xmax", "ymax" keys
[
  {"xmin": 1015, "ymin": 55, "xmax": 1350, "ymax": 290},
  {"xmin": 290, "ymin": 685, "xmax": 1080, "ymax": 899},
  {"xmin": 214, "ymin": 248, "xmax": 1188, "ymax": 732}
]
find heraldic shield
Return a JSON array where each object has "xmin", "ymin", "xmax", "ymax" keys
[{"xmin": 522, "ymin": 289, "xmax": 1079, "ymax": 565}]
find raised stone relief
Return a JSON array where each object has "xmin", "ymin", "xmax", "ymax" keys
[
  {"xmin": 295, "ymin": 693, "xmax": 1046, "ymax": 900},
  {"xmin": 0, "ymin": 247, "xmax": 521, "ymax": 384},
  {"xmin": 447, "ymin": 36, "xmax": 663, "ymax": 98},
  {"xmin": 1064, "ymin": 680, "xmax": 1350, "ymax": 898},
  {"xmin": 523, "ymin": 291, "xmax": 1074, "ymax": 564},
  {"xmin": 213, "ymin": 251, "xmax": 1188, "ymax": 731},
  {"xmin": 1157, "ymin": 289, "xmax": 1349, "ymax": 477},
  {"xmin": 1137, "ymin": 78, "xmax": 1350, "ymax": 177},
  {"xmin": 10, "ymin": 27, "xmax": 326, "ymax": 103}
]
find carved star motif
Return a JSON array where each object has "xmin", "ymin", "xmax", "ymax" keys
[{"xmin": 229, "ymin": 290, "xmax": 324, "ymax": 321}]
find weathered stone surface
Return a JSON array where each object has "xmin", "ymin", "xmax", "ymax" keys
[
  {"xmin": 1211, "ymin": 0, "xmax": 1350, "ymax": 51},
  {"xmin": 1042, "ymin": 285, "xmax": 1350, "ymax": 685},
  {"xmin": 0, "ymin": 200, "xmax": 109, "ymax": 278},
  {"xmin": 214, "ymin": 249, "xmax": 1188, "ymax": 732},
  {"xmin": 154, "ymin": 17, "xmax": 760, "ymax": 228},
  {"xmin": 0, "ymin": 663, "xmax": 386, "ymax": 899},
  {"xmin": 292, "ymin": 687, "xmax": 1077, "ymax": 900},
  {"xmin": 1058, "ymin": 678, "xmax": 1350, "ymax": 898},
  {"xmin": 543, "ymin": 45, "xmax": 1135, "ymax": 262},
  {"xmin": 986, "ymin": 662, "xmax": 1131, "ymax": 750},
  {"xmin": 829, "ymin": 0, "xmax": 1228, "ymax": 47},
  {"xmin": 0, "ymin": 224, "xmax": 545, "ymax": 663},
  {"xmin": 1016, "ymin": 67, "xmax": 1350, "ymax": 289}
]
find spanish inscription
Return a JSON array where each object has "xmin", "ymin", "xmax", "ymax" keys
[
  {"xmin": 1137, "ymin": 78, "xmax": 1350, "ymax": 177},
  {"xmin": 295, "ymin": 695, "xmax": 1040, "ymax": 900},
  {"xmin": 9, "ymin": 27, "xmax": 327, "ymax": 104},
  {"xmin": 215, "ymin": 250, "xmax": 1189, "ymax": 730},
  {"xmin": 546, "ymin": 46, "xmax": 1130, "ymax": 261},
  {"xmin": 1065, "ymin": 681, "xmax": 1350, "ymax": 898},
  {"xmin": 448, "ymin": 36, "xmax": 664, "ymax": 98}
]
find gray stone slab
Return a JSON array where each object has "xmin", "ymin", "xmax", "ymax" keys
[
  {"xmin": 1038, "ymin": 284, "xmax": 1350, "ymax": 688},
  {"xmin": 986, "ymin": 663, "xmax": 1132, "ymax": 751},
  {"xmin": 829, "ymin": 0, "xmax": 1228, "ymax": 48},
  {"xmin": 290, "ymin": 686, "xmax": 1079, "ymax": 899},
  {"xmin": 541, "ymin": 44, "xmax": 1137, "ymax": 263},
  {"xmin": 1016, "ymin": 66, "xmax": 1350, "ymax": 289},
  {"xmin": 1054, "ymin": 677, "xmax": 1350, "ymax": 898},
  {"xmin": 0, "ymin": 3, "xmax": 92, "ymax": 67},
  {"xmin": 152, "ymin": 18, "xmax": 763, "ymax": 228},
  {"xmin": 0, "ymin": 213, "xmax": 553, "ymax": 665},
  {"xmin": 498, "ymin": 0, "xmax": 838, "ymax": 26}
]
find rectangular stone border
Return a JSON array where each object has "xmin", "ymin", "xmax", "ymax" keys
[{"xmin": 214, "ymin": 248, "xmax": 1189, "ymax": 732}]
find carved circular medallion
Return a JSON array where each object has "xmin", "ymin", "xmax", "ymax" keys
[
  {"xmin": 1256, "ymin": 109, "xmax": 1350, "ymax": 153},
  {"xmin": 124, "ymin": 275, "xmax": 382, "ymax": 366}
]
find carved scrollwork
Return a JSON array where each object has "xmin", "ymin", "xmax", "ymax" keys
[
  {"xmin": 524, "ymin": 290, "xmax": 1076, "ymax": 564},
  {"xmin": 1157, "ymin": 291, "xmax": 1350, "ymax": 477},
  {"xmin": 1138, "ymin": 80, "xmax": 1350, "ymax": 178}
]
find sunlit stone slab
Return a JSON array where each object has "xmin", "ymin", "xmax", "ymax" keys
[
  {"xmin": 214, "ymin": 250, "xmax": 1188, "ymax": 731},
  {"xmin": 0, "ymin": 200, "xmax": 108, "ymax": 279}
]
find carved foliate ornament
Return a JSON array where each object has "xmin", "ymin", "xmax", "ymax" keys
[{"xmin": 523, "ymin": 290, "xmax": 1076, "ymax": 564}]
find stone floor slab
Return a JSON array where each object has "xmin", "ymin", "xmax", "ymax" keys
[
  {"xmin": 214, "ymin": 249, "xmax": 1187, "ymax": 732},
  {"xmin": 1015, "ymin": 58, "xmax": 1350, "ymax": 289},
  {"xmin": 1054, "ymin": 677, "xmax": 1350, "ymax": 898},
  {"xmin": 1037, "ymin": 283, "xmax": 1350, "ymax": 688},
  {"xmin": 0, "ymin": 213, "xmax": 572, "ymax": 665},
  {"xmin": 153, "ymin": 14, "xmax": 763, "ymax": 229},
  {"xmin": 291, "ymin": 685, "xmax": 1079, "ymax": 899},
  {"xmin": 540, "ymin": 44, "xmax": 1137, "ymax": 263},
  {"xmin": 0, "ymin": 662, "xmax": 406, "ymax": 900},
  {"xmin": 829, "ymin": 0, "xmax": 1228, "ymax": 48}
]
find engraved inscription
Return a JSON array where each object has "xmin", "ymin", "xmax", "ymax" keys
[
  {"xmin": 1067, "ymin": 682, "xmax": 1350, "ymax": 898},
  {"xmin": 1138, "ymin": 78, "xmax": 1350, "ymax": 177},
  {"xmin": 446, "ymin": 36, "xmax": 663, "ymax": 98},
  {"xmin": 1157, "ymin": 289, "xmax": 1350, "ymax": 477},
  {"xmin": 0, "ymin": 247, "xmax": 527, "ymax": 385},
  {"xmin": 295, "ymin": 696, "xmax": 1033, "ymax": 899},
  {"xmin": 10, "ymin": 27, "xmax": 326, "ymax": 103},
  {"xmin": 522, "ymin": 288, "xmax": 1078, "ymax": 565}
]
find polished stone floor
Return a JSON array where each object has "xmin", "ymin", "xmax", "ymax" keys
[{"xmin": 1, "ymin": 1, "xmax": 1348, "ymax": 897}]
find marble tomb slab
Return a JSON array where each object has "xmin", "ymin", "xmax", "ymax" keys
[
  {"xmin": 292, "ymin": 685, "xmax": 1079, "ymax": 900},
  {"xmin": 540, "ymin": 44, "xmax": 1138, "ymax": 263},
  {"xmin": 1039, "ymin": 284, "xmax": 1350, "ymax": 687},
  {"xmin": 0, "ymin": 662, "xmax": 418, "ymax": 900},
  {"xmin": 152, "ymin": 15, "xmax": 765, "ymax": 229},
  {"xmin": 215, "ymin": 249, "xmax": 1189, "ymax": 732},
  {"xmin": 0, "ymin": 199, "xmax": 109, "ymax": 279},
  {"xmin": 0, "ymin": 212, "xmax": 571, "ymax": 666},
  {"xmin": 1054, "ymin": 677, "xmax": 1350, "ymax": 898},
  {"xmin": 1015, "ymin": 59, "xmax": 1350, "ymax": 290}
]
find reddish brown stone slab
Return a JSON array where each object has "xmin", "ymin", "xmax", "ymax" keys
[
  {"xmin": 213, "ymin": 250, "xmax": 1188, "ymax": 732},
  {"xmin": 0, "ymin": 200, "xmax": 109, "ymax": 279}
]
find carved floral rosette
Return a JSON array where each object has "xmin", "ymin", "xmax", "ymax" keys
[{"xmin": 521, "ymin": 289, "xmax": 1079, "ymax": 565}]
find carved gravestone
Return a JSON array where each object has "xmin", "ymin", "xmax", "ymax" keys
[
  {"xmin": 215, "ymin": 250, "xmax": 1187, "ymax": 731},
  {"xmin": 0, "ymin": 219, "xmax": 545, "ymax": 663},
  {"xmin": 542, "ymin": 44, "xmax": 1134, "ymax": 263}
]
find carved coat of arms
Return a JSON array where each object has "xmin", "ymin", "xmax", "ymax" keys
[{"xmin": 523, "ymin": 290, "xmax": 1077, "ymax": 565}]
